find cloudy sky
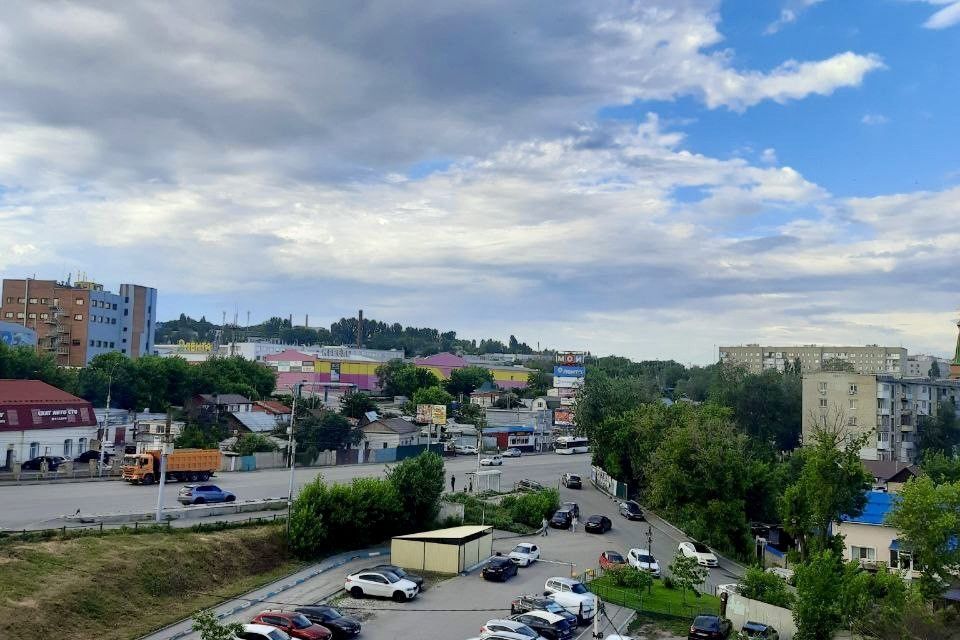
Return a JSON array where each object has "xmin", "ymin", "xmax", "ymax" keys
[{"xmin": 1, "ymin": 0, "xmax": 959, "ymax": 363}]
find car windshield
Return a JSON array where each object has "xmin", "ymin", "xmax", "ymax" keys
[
  {"xmin": 389, "ymin": 567, "xmax": 407, "ymax": 577},
  {"xmin": 693, "ymin": 616, "xmax": 720, "ymax": 630},
  {"xmin": 323, "ymin": 608, "xmax": 342, "ymax": 620},
  {"xmin": 568, "ymin": 475, "xmax": 580, "ymax": 481},
  {"xmin": 588, "ymin": 516, "xmax": 602, "ymax": 523},
  {"xmin": 637, "ymin": 554, "xmax": 655, "ymax": 563},
  {"xmin": 543, "ymin": 601, "xmax": 563, "ymax": 614},
  {"xmin": 692, "ymin": 542, "xmax": 711, "ymax": 553},
  {"xmin": 513, "ymin": 545, "xmax": 530, "ymax": 553},
  {"xmin": 606, "ymin": 553, "xmax": 624, "ymax": 563},
  {"xmin": 627, "ymin": 503, "xmax": 641, "ymax": 512},
  {"xmin": 268, "ymin": 631, "xmax": 290, "ymax": 640},
  {"xmin": 291, "ymin": 614, "xmax": 312, "ymax": 628},
  {"xmin": 383, "ymin": 572, "xmax": 399, "ymax": 583},
  {"xmin": 570, "ymin": 583, "xmax": 588, "ymax": 594}
]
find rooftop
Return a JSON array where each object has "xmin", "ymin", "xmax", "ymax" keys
[
  {"xmin": 394, "ymin": 525, "xmax": 492, "ymax": 544},
  {"xmin": 840, "ymin": 491, "xmax": 896, "ymax": 526},
  {"xmin": 229, "ymin": 411, "xmax": 281, "ymax": 433},
  {"xmin": 0, "ymin": 379, "xmax": 89, "ymax": 405}
]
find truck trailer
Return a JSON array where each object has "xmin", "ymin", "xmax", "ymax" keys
[{"xmin": 121, "ymin": 448, "xmax": 221, "ymax": 485}]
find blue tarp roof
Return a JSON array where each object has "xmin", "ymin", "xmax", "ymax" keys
[{"xmin": 840, "ymin": 491, "xmax": 898, "ymax": 525}]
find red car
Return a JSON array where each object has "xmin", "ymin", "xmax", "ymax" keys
[
  {"xmin": 599, "ymin": 550, "xmax": 626, "ymax": 570},
  {"xmin": 251, "ymin": 611, "xmax": 332, "ymax": 640}
]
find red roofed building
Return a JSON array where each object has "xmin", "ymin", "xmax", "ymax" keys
[{"xmin": 0, "ymin": 380, "xmax": 98, "ymax": 468}]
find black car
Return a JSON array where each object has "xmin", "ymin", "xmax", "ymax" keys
[
  {"xmin": 549, "ymin": 509, "xmax": 573, "ymax": 529},
  {"xmin": 73, "ymin": 450, "xmax": 112, "ymax": 464},
  {"xmin": 516, "ymin": 479, "xmax": 545, "ymax": 492},
  {"xmin": 561, "ymin": 473, "xmax": 582, "ymax": 489},
  {"xmin": 511, "ymin": 611, "xmax": 575, "ymax": 640},
  {"xmin": 689, "ymin": 615, "xmax": 733, "ymax": 640},
  {"xmin": 561, "ymin": 502, "xmax": 580, "ymax": 519},
  {"xmin": 371, "ymin": 564, "xmax": 424, "ymax": 589},
  {"xmin": 510, "ymin": 594, "xmax": 578, "ymax": 625},
  {"xmin": 295, "ymin": 605, "xmax": 361, "ymax": 638},
  {"xmin": 21, "ymin": 456, "xmax": 67, "ymax": 471},
  {"xmin": 482, "ymin": 556, "xmax": 519, "ymax": 581},
  {"xmin": 584, "ymin": 514, "xmax": 612, "ymax": 534},
  {"xmin": 619, "ymin": 500, "xmax": 645, "ymax": 521}
]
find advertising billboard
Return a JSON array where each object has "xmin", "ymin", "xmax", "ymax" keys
[
  {"xmin": 555, "ymin": 352, "xmax": 586, "ymax": 366},
  {"xmin": 432, "ymin": 404, "xmax": 447, "ymax": 425},
  {"xmin": 553, "ymin": 376, "xmax": 585, "ymax": 389},
  {"xmin": 416, "ymin": 404, "xmax": 448, "ymax": 424},
  {"xmin": 554, "ymin": 365, "xmax": 585, "ymax": 378},
  {"xmin": 553, "ymin": 408, "xmax": 575, "ymax": 426}
]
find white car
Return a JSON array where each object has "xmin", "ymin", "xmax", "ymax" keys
[
  {"xmin": 544, "ymin": 577, "xmax": 597, "ymax": 622},
  {"xmin": 469, "ymin": 634, "xmax": 532, "ymax": 640},
  {"xmin": 626, "ymin": 548, "xmax": 661, "ymax": 577},
  {"xmin": 678, "ymin": 541, "xmax": 719, "ymax": 567},
  {"xmin": 344, "ymin": 569, "xmax": 419, "ymax": 601},
  {"xmin": 605, "ymin": 636, "xmax": 636, "ymax": 640},
  {"xmin": 480, "ymin": 455, "xmax": 503, "ymax": 466},
  {"xmin": 455, "ymin": 444, "xmax": 479, "ymax": 455},
  {"xmin": 508, "ymin": 542, "xmax": 541, "ymax": 566},
  {"xmin": 480, "ymin": 619, "xmax": 543, "ymax": 639},
  {"xmin": 233, "ymin": 623, "xmax": 291, "ymax": 640}
]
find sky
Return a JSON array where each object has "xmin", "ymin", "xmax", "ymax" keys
[{"xmin": 1, "ymin": 0, "xmax": 959, "ymax": 364}]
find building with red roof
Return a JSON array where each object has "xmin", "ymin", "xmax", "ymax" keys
[{"xmin": 0, "ymin": 379, "xmax": 98, "ymax": 468}]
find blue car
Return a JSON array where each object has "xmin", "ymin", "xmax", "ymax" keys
[{"xmin": 177, "ymin": 484, "xmax": 236, "ymax": 505}]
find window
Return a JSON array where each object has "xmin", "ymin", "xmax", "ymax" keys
[
  {"xmin": 111, "ymin": 318, "xmax": 116, "ymax": 324},
  {"xmin": 53, "ymin": 298, "xmax": 59, "ymax": 306},
  {"xmin": 74, "ymin": 314, "xmax": 83, "ymax": 321},
  {"xmin": 849, "ymin": 384, "xmax": 858, "ymax": 395},
  {"xmin": 17, "ymin": 297, "xmax": 24, "ymax": 303},
  {"xmin": 40, "ymin": 313, "xmax": 48, "ymax": 319},
  {"xmin": 847, "ymin": 416, "xmax": 858, "ymax": 426},
  {"xmin": 4, "ymin": 297, "xmax": 10, "ymax": 303},
  {"xmin": 75, "ymin": 298, "xmax": 84, "ymax": 305},
  {"xmin": 71, "ymin": 339, "xmax": 80, "ymax": 346},
  {"xmin": 16, "ymin": 312, "xmax": 23, "ymax": 319},
  {"xmin": 29, "ymin": 442, "xmax": 39, "ymax": 459},
  {"xmin": 382, "ymin": 442, "xmax": 388, "ymax": 449},
  {"xmin": 63, "ymin": 439, "xmax": 73, "ymax": 457},
  {"xmin": 112, "ymin": 303, "xmax": 117, "ymax": 310},
  {"xmin": 78, "ymin": 437, "xmax": 87, "ymax": 452},
  {"xmin": 124, "ymin": 309, "xmax": 129, "ymax": 316},
  {"xmin": 851, "ymin": 546, "xmax": 875, "ymax": 560},
  {"xmin": 40, "ymin": 297, "xmax": 47, "ymax": 304},
  {"xmin": 818, "ymin": 381, "xmax": 828, "ymax": 394},
  {"xmin": 819, "ymin": 398, "xmax": 828, "ymax": 408},
  {"xmin": 109, "ymin": 342, "xmax": 114, "ymax": 348},
  {"xmin": 28, "ymin": 297, "xmax": 37, "ymax": 304},
  {"xmin": 89, "ymin": 340, "xmax": 94, "ymax": 347},
  {"xmin": 849, "ymin": 399, "xmax": 858, "ymax": 410},
  {"xmin": 96, "ymin": 340, "xmax": 102, "ymax": 348},
  {"xmin": 3, "ymin": 312, "xmax": 12, "ymax": 319},
  {"xmin": 27, "ymin": 313, "xmax": 36, "ymax": 319}
]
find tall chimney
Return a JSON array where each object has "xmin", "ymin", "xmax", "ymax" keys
[
  {"xmin": 305, "ymin": 314, "xmax": 309, "ymax": 328},
  {"xmin": 288, "ymin": 313, "xmax": 293, "ymax": 326},
  {"xmin": 357, "ymin": 309, "xmax": 363, "ymax": 348}
]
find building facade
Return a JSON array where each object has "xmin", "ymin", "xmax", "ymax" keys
[
  {"xmin": 0, "ymin": 277, "xmax": 157, "ymax": 366},
  {"xmin": 834, "ymin": 491, "xmax": 919, "ymax": 578},
  {"xmin": 903, "ymin": 354, "xmax": 952, "ymax": 378},
  {"xmin": 802, "ymin": 371, "xmax": 960, "ymax": 462},
  {"xmin": 721, "ymin": 344, "xmax": 907, "ymax": 376}
]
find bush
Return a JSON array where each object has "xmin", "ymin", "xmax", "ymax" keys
[
  {"xmin": 606, "ymin": 565, "xmax": 653, "ymax": 590},
  {"xmin": 740, "ymin": 566, "xmax": 794, "ymax": 609},
  {"xmin": 508, "ymin": 489, "xmax": 560, "ymax": 528},
  {"xmin": 233, "ymin": 433, "xmax": 278, "ymax": 456},
  {"xmin": 386, "ymin": 452, "xmax": 445, "ymax": 530}
]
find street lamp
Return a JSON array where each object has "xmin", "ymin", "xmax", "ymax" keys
[
  {"xmin": 98, "ymin": 364, "xmax": 120, "ymax": 477},
  {"xmin": 286, "ymin": 381, "xmax": 306, "ymax": 537}
]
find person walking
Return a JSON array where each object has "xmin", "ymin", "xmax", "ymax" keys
[
  {"xmin": 571, "ymin": 515, "xmax": 579, "ymax": 533},
  {"xmin": 450, "ymin": 474, "xmax": 456, "ymax": 492},
  {"xmin": 468, "ymin": 476, "xmax": 473, "ymax": 493},
  {"xmin": 541, "ymin": 517, "xmax": 549, "ymax": 536}
]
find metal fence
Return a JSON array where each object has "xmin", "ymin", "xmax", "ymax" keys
[{"xmin": 0, "ymin": 513, "xmax": 287, "ymax": 542}]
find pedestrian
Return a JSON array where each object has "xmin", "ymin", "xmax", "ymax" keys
[
  {"xmin": 541, "ymin": 517, "xmax": 549, "ymax": 536},
  {"xmin": 468, "ymin": 477, "xmax": 473, "ymax": 493},
  {"xmin": 571, "ymin": 515, "xmax": 578, "ymax": 533},
  {"xmin": 450, "ymin": 474, "xmax": 456, "ymax": 492}
]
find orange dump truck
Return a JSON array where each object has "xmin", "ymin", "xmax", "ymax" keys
[{"xmin": 121, "ymin": 449, "xmax": 221, "ymax": 485}]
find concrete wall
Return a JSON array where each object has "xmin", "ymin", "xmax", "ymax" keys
[{"xmin": 726, "ymin": 593, "xmax": 797, "ymax": 640}]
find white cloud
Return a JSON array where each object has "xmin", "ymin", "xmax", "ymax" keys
[
  {"xmin": 765, "ymin": 0, "xmax": 826, "ymax": 34},
  {"xmin": 861, "ymin": 113, "xmax": 891, "ymax": 125},
  {"xmin": 761, "ymin": 148, "xmax": 778, "ymax": 165},
  {"xmin": 917, "ymin": 1, "xmax": 960, "ymax": 29}
]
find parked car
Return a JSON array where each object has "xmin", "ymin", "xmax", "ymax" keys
[
  {"xmin": 618, "ymin": 500, "xmax": 644, "ymax": 521},
  {"xmin": 177, "ymin": 484, "xmax": 236, "ymax": 505},
  {"xmin": 483, "ymin": 556, "xmax": 520, "ymax": 581},
  {"xmin": 294, "ymin": 606, "xmax": 361, "ymax": 639},
  {"xmin": 344, "ymin": 569, "xmax": 419, "ymax": 601},
  {"xmin": 509, "ymin": 594, "xmax": 578, "ymax": 625},
  {"xmin": 21, "ymin": 455, "xmax": 67, "ymax": 471},
  {"xmin": 371, "ymin": 564, "xmax": 424, "ymax": 589},
  {"xmin": 543, "ymin": 577, "xmax": 597, "ymax": 623},
  {"xmin": 561, "ymin": 502, "xmax": 580, "ymax": 519},
  {"xmin": 470, "ymin": 634, "xmax": 534, "ymax": 640},
  {"xmin": 549, "ymin": 509, "xmax": 573, "ymax": 530},
  {"xmin": 249, "ymin": 611, "xmax": 331, "ymax": 640},
  {"xmin": 235, "ymin": 623, "xmax": 293, "ymax": 640},
  {"xmin": 584, "ymin": 515, "xmax": 612, "ymax": 534},
  {"xmin": 599, "ymin": 550, "xmax": 626, "ymax": 570},
  {"xmin": 626, "ymin": 549, "xmax": 661, "ymax": 577},
  {"xmin": 456, "ymin": 444, "xmax": 479, "ymax": 455},
  {"xmin": 515, "ymin": 479, "xmax": 545, "ymax": 492},
  {"xmin": 481, "ymin": 455, "xmax": 504, "ymax": 466},
  {"xmin": 561, "ymin": 473, "xmax": 582, "ymax": 489},
  {"xmin": 738, "ymin": 622, "xmax": 779, "ymax": 640},
  {"xmin": 688, "ymin": 615, "xmax": 732, "ymax": 640},
  {"xmin": 509, "ymin": 542, "xmax": 541, "ymax": 566},
  {"xmin": 503, "ymin": 448, "xmax": 523, "ymax": 457},
  {"xmin": 74, "ymin": 450, "xmax": 112, "ymax": 464},
  {"xmin": 510, "ymin": 611, "xmax": 575, "ymax": 640},
  {"xmin": 481, "ymin": 619, "xmax": 542, "ymax": 639},
  {"xmin": 678, "ymin": 541, "xmax": 719, "ymax": 567}
]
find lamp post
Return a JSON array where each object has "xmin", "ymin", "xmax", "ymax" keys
[
  {"xmin": 286, "ymin": 381, "xmax": 305, "ymax": 537},
  {"xmin": 98, "ymin": 364, "xmax": 119, "ymax": 478}
]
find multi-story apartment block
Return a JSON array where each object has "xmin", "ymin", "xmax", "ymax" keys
[
  {"xmin": 802, "ymin": 371, "xmax": 960, "ymax": 463},
  {"xmin": 0, "ymin": 277, "xmax": 157, "ymax": 367},
  {"xmin": 720, "ymin": 344, "xmax": 907, "ymax": 375},
  {"xmin": 903, "ymin": 354, "xmax": 952, "ymax": 378}
]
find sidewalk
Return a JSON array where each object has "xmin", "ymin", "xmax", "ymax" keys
[{"xmin": 139, "ymin": 546, "xmax": 389, "ymax": 640}]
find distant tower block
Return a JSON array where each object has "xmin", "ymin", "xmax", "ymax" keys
[{"xmin": 951, "ymin": 320, "xmax": 960, "ymax": 379}]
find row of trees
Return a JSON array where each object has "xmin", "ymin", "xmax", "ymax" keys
[
  {"xmin": 0, "ymin": 344, "xmax": 276, "ymax": 411},
  {"xmin": 156, "ymin": 313, "xmax": 537, "ymax": 357}
]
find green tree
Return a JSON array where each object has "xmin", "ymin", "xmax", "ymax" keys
[
  {"xmin": 820, "ymin": 357, "xmax": 856, "ymax": 373},
  {"xmin": 739, "ymin": 566, "xmax": 794, "ymax": 608},
  {"xmin": 412, "ymin": 385, "xmax": 453, "ymax": 408},
  {"xmin": 885, "ymin": 475, "xmax": 960, "ymax": 599},
  {"xmin": 710, "ymin": 367, "xmax": 801, "ymax": 453},
  {"xmin": 386, "ymin": 452, "xmax": 445, "ymax": 530},
  {"xmin": 839, "ymin": 560, "xmax": 912, "ymax": 638},
  {"xmin": 455, "ymin": 402, "xmax": 487, "ymax": 428},
  {"xmin": 175, "ymin": 423, "xmax": 224, "ymax": 449},
  {"xmin": 929, "ymin": 360, "xmax": 942, "ymax": 379},
  {"xmin": 793, "ymin": 550, "xmax": 844, "ymax": 640},
  {"xmin": 296, "ymin": 412, "xmax": 361, "ymax": 462},
  {"xmin": 232, "ymin": 433, "xmax": 278, "ymax": 456},
  {"xmin": 192, "ymin": 610, "xmax": 243, "ymax": 640},
  {"xmin": 921, "ymin": 451, "xmax": 960, "ymax": 484},
  {"xmin": 917, "ymin": 402, "xmax": 960, "ymax": 459},
  {"xmin": 0, "ymin": 343, "xmax": 75, "ymax": 389},
  {"xmin": 668, "ymin": 550, "xmax": 709, "ymax": 605},
  {"xmin": 376, "ymin": 360, "xmax": 440, "ymax": 398},
  {"xmin": 524, "ymin": 368, "xmax": 552, "ymax": 398},
  {"xmin": 445, "ymin": 366, "xmax": 494, "ymax": 397},
  {"xmin": 340, "ymin": 392, "xmax": 376, "ymax": 419}
]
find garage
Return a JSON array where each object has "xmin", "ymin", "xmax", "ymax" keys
[{"xmin": 390, "ymin": 525, "xmax": 493, "ymax": 575}]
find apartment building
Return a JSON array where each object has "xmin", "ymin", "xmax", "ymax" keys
[
  {"xmin": 0, "ymin": 277, "xmax": 157, "ymax": 367},
  {"xmin": 903, "ymin": 354, "xmax": 951, "ymax": 378},
  {"xmin": 720, "ymin": 344, "xmax": 907, "ymax": 375},
  {"xmin": 802, "ymin": 371, "xmax": 960, "ymax": 463}
]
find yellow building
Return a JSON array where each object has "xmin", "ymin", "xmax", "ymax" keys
[{"xmin": 390, "ymin": 525, "xmax": 493, "ymax": 574}]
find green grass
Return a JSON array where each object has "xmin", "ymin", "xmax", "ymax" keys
[
  {"xmin": 0, "ymin": 524, "xmax": 304, "ymax": 640},
  {"xmin": 589, "ymin": 574, "xmax": 720, "ymax": 620}
]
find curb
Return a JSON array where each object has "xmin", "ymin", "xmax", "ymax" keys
[{"xmin": 143, "ymin": 547, "xmax": 389, "ymax": 640}]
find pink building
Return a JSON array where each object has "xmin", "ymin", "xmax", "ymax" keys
[{"xmin": 263, "ymin": 349, "xmax": 381, "ymax": 393}]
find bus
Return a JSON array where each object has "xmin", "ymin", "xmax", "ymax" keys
[{"xmin": 554, "ymin": 436, "xmax": 589, "ymax": 454}]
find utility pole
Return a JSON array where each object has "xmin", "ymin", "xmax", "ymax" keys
[
  {"xmin": 155, "ymin": 411, "xmax": 172, "ymax": 523},
  {"xmin": 99, "ymin": 370, "xmax": 113, "ymax": 478},
  {"xmin": 286, "ymin": 383, "xmax": 301, "ymax": 538}
]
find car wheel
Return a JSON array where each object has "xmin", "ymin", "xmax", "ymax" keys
[
  {"xmin": 350, "ymin": 587, "xmax": 364, "ymax": 599},
  {"xmin": 200, "ymin": 472, "xmax": 211, "ymax": 481},
  {"xmin": 143, "ymin": 474, "xmax": 154, "ymax": 485},
  {"xmin": 194, "ymin": 497, "xmax": 206, "ymax": 505},
  {"xmin": 225, "ymin": 495, "xmax": 236, "ymax": 502},
  {"xmin": 392, "ymin": 591, "xmax": 406, "ymax": 602}
]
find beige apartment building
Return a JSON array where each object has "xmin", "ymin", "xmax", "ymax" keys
[
  {"xmin": 721, "ymin": 344, "xmax": 907, "ymax": 375},
  {"xmin": 802, "ymin": 371, "xmax": 960, "ymax": 463}
]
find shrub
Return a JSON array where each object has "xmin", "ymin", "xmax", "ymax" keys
[
  {"xmin": 386, "ymin": 452, "xmax": 445, "ymax": 531},
  {"xmin": 232, "ymin": 433, "xmax": 278, "ymax": 456},
  {"xmin": 606, "ymin": 565, "xmax": 654, "ymax": 590},
  {"xmin": 508, "ymin": 489, "xmax": 560, "ymax": 528},
  {"xmin": 740, "ymin": 566, "xmax": 794, "ymax": 609}
]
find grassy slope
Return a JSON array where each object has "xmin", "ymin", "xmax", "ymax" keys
[{"xmin": 0, "ymin": 525, "xmax": 303, "ymax": 640}]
